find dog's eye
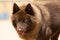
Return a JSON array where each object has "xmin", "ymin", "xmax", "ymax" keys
[
  {"xmin": 15, "ymin": 18, "xmax": 20, "ymax": 23},
  {"xmin": 25, "ymin": 19, "xmax": 28, "ymax": 22},
  {"xmin": 23, "ymin": 19, "xmax": 28, "ymax": 23}
]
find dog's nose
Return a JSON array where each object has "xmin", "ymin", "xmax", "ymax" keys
[
  {"xmin": 18, "ymin": 28, "xmax": 22, "ymax": 31},
  {"xmin": 17, "ymin": 28, "xmax": 25, "ymax": 35},
  {"xmin": 17, "ymin": 28, "xmax": 23, "ymax": 32}
]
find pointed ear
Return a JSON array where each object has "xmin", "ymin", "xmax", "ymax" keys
[
  {"xmin": 13, "ymin": 3, "xmax": 20, "ymax": 14},
  {"xmin": 25, "ymin": 3, "xmax": 34, "ymax": 16}
]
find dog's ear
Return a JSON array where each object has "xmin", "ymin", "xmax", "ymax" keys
[
  {"xmin": 25, "ymin": 3, "xmax": 34, "ymax": 16},
  {"xmin": 13, "ymin": 3, "xmax": 20, "ymax": 14}
]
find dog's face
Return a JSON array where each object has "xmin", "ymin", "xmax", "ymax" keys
[{"xmin": 11, "ymin": 3, "xmax": 38, "ymax": 38}]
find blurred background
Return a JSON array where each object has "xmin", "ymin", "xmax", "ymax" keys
[{"xmin": 0, "ymin": 0, "xmax": 60, "ymax": 40}]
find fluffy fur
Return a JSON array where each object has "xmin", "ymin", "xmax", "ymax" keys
[{"xmin": 11, "ymin": 2, "xmax": 60, "ymax": 40}]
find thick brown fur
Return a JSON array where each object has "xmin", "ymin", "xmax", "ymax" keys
[{"xmin": 11, "ymin": 2, "xmax": 60, "ymax": 40}]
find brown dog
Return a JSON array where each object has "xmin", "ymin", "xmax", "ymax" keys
[{"xmin": 11, "ymin": 2, "xmax": 60, "ymax": 40}]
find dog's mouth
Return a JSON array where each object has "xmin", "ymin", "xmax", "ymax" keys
[
  {"xmin": 17, "ymin": 28, "xmax": 26, "ymax": 37},
  {"xmin": 18, "ymin": 31, "xmax": 25, "ymax": 36}
]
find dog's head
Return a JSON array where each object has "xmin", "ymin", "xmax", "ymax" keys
[{"xmin": 11, "ymin": 3, "xmax": 39, "ymax": 38}]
